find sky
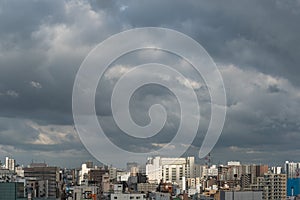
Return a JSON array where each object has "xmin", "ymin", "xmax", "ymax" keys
[{"xmin": 0, "ymin": 0, "xmax": 300, "ymax": 168}]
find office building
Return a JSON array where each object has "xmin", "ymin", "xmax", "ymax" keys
[
  {"xmin": 5, "ymin": 157, "xmax": 15, "ymax": 172},
  {"xmin": 146, "ymin": 156, "xmax": 195, "ymax": 187},
  {"xmin": 24, "ymin": 163, "xmax": 60, "ymax": 198}
]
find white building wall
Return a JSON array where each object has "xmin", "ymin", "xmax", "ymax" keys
[
  {"xmin": 79, "ymin": 163, "xmax": 91, "ymax": 185},
  {"xmin": 146, "ymin": 156, "xmax": 195, "ymax": 187},
  {"xmin": 5, "ymin": 157, "xmax": 15, "ymax": 171},
  {"xmin": 146, "ymin": 157, "xmax": 162, "ymax": 184}
]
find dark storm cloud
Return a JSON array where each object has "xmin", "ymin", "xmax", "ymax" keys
[
  {"xmin": 0, "ymin": 0, "xmax": 122, "ymax": 124},
  {"xmin": 0, "ymin": 0, "xmax": 300, "ymax": 166},
  {"xmin": 120, "ymin": 0, "xmax": 300, "ymax": 85}
]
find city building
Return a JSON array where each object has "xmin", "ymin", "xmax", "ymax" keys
[
  {"xmin": 217, "ymin": 190, "xmax": 262, "ymax": 200},
  {"xmin": 102, "ymin": 173, "xmax": 110, "ymax": 193},
  {"xmin": 109, "ymin": 167, "xmax": 118, "ymax": 183},
  {"xmin": 15, "ymin": 166, "xmax": 24, "ymax": 177},
  {"xmin": 285, "ymin": 161, "xmax": 300, "ymax": 178},
  {"xmin": 5, "ymin": 157, "xmax": 15, "ymax": 172},
  {"xmin": 137, "ymin": 183, "xmax": 158, "ymax": 193},
  {"xmin": 271, "ymin": 166, "xmax": 282, "ymax": 175},
  {"xmin": 285, "ymin": 161, "xmax": 300, "ymax": 196},
  {"xmin": 251, "ymin": 173, "xmax": 286, "ymax": 200},
  {"xmin": 287, "ymin": 178, "xmax": 300, "ymax": 197},
  {"xmin": 79, "ymin": 162, "xmax": 93, "ymax": 185},
  {"xmin": 218, "ymin": 164, "xmax": 268, "ymax": 190},
  {"xmin": 111, "ymin": 193, "xmax": 146, "ymax": 200},
  {"xmin": 88, "ymin": 168, "xmax": 109, "ymax": 186},
  {"xmin": 0, "ymin": 168, "xmax": 15, "ymax": 182},
  {"xmin": 149, "ymin": 192, "xmax": 170, "ymax": 200},
  {"xmin": 146, "ymin": 156, "xmax": 195, "ymax": 187},
  {"xmin": 24, "ymin": 163, "xmax": 60, "ymax": 198},
  {"xmin": 73, "ymin": 185, "xmax": 98, "ymax": 200}
]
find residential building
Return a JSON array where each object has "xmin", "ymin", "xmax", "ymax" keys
[
  {"xmin": 251, "ymin": 173, "xmax": 286, "ymax": 200},
  {"xmin": 24, "ymin": 163, "xmax": 60, "ymax": 198}
]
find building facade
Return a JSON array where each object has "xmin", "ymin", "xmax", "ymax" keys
[
  {"xmin": 251, "ymin": 173, "xmax": 286, "ymax": 200},
  {"xmin": 24, "ymin": 163, "xmax": 60, "ymax": 198},
  {"xmin": 146, "ymin": 156, "xmax": 196, "ymax": 187},
  {"xmin": 5, "ymin": 157, "xmax": 15, "ymax": 172}
]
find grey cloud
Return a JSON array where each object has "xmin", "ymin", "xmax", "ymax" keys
[{"xmin": 0, "ymin": 0, "xmax": 300, "ymax": 166}]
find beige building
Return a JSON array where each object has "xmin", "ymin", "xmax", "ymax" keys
[
  {"xmin": 251, "ymin": 173, "xmax": 286, "ymax": 200},
  {"xmin": 137, "ymin": 183, "xmax": 158, "ymax": 193}
]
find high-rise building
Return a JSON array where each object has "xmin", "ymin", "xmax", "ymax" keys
[
  {"xmin": 5, "ymin": 157, "xmax": 15, "ymax": 172},
  {"xmin": 251, "ymin": 173, "xmax": 286, "ymax": 200},
  {"xmin": 285, "ymin": 161, "xmax": 300, "ymax": 178},
  {"xmin": 285, "ymin": 161, "xmax": 300, "ymax": 196},
  {"xmin": 24, "ymin": 163, "xmax": 60, "ymax": 198},
  {"xmin": 146, "ymin": 156, "xmax": 195, "ymax": 188}
]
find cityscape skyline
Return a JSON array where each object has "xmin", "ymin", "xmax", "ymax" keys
[{"xmin": 1, "ymin": 155, "xmax": 300, "ymax": 199}]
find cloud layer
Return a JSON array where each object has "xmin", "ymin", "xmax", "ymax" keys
[{"xmin": 0, "ymin": 0, "xmax": 300, "ymax": 167}]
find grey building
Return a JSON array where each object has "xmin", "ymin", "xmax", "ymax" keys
[
  {"xmin": 219, "ymin": 190, "xmax": 262, "ymax": 200},
  {"xmin": 24, "ymin": 163, "xmax": 60, "ymax": 198}
]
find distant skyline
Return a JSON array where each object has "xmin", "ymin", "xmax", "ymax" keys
[{"xmin": 0, "ymin": 0, "xmax": 300, "ymax": 168}]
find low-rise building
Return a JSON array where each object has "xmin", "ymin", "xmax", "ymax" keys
[
  {"xmin": 217, "ymin": 190, "xmax": 262, "ymax": 200},
  {"xmin": 111, "ymin": 193, "xmax": 146, "ymax": 200}
]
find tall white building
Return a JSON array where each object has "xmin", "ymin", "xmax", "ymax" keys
[
  {"xmin": 5, "ymin": 157, "xmax": 15, "ymax": 171},
  {"xmin": 79, "ymin": 163, "xmax": 93, "ymax": 185},
  {"xmin": 285, "ymin": 161, "xmax": 300, "ymax": 178},
  {"xmin": 146, "ymin": 157, "xmax": 162, "ymax": 184},
  {"xmin": 146, "ymin": 156, "xmax": 196, "ymax": 187}
]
